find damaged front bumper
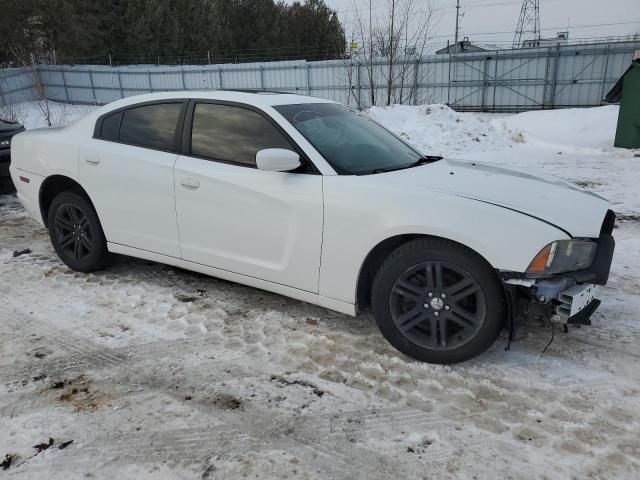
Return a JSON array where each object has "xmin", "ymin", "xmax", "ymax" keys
[
  {"xmin": 503, "ymin": 210, "xmax": 616, "ymax": 333},
  {"xmin": 505, "ymin": 279, "xmax": 602, "ymax": 327}
]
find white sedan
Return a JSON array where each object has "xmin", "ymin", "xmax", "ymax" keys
[{"xmin": 9, "ymin": 91, "xmax": 615, "ymax": 363}]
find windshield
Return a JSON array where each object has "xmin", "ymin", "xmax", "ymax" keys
[{"xmin": 274, "ymin": 103, "xmax": 428, "ymax": 175}]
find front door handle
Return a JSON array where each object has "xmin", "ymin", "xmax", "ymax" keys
[{"xmin": 179, "ymin": 177, "xmax": 200, "ymax": 190}]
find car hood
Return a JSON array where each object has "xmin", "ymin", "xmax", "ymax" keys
[{"xmin": 380, "ymin": 158, "xmax": 609, "ymax": 238}]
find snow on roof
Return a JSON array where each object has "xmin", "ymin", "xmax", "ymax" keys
[
  {"xmin": 435, "ymin": 40, "xmax": 505, "ymax": 54},
  {"xmin": 471, "ymin": 42, "xmax": 504, "ymax": 51}
]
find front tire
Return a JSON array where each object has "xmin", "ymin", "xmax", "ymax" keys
[
  {"xmin": 48, "ymin": 191, "xmax": 110, "ymax": 272},
  {"xmin": 371, "ymin": 238, "xmax": 505, "ymax": 364}
]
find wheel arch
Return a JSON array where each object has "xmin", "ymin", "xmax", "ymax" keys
[
  {"xmin": 355, "ymin": 233, "xmax": 502, "ymax": 313},
  {"xmin": 39, "ymin": 175, "xmax": 95, "ymax": 228}
]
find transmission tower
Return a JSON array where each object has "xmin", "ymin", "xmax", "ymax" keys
[{"xmin": 512, "ymin": 0, "xmax": 541, "ymax": 48}]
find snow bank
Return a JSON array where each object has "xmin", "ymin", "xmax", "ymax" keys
[
  {"xmin": 493, "ymin": 105, "xmax": 620, "ymax": 153},
  {"xmin": 367, "ymin": 103, "xmax": 624, "ymax": 156},
  {"xmin": 1, "ymin": 101, "xmax": 96, "ymax": 130},
  {"xmin": 367, "ymin": 104, "xmax": 625, "ymax": 155},
  {"xmin": 366, "ymin": 104, "xmax": 510, "ymax": 156}
]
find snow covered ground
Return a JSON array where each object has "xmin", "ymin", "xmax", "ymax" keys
[
  {"xmin": 1, "ymin": 100, "xmax": 639, "ymax": 479},
  {"xmin": 0, "ymin": 101, "xmax": 95, "ymax": 130}
]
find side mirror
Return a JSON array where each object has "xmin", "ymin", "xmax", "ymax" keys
[{"xmin": 256, "ymin": 148, "xmax": 301, "ymax": 172}]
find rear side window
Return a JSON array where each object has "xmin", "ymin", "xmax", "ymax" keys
[
  {"xmin": 100, "ymin": 111, "xmax": 122, "ymax": 140},
  {"xmin": 117, "ymin": 103, "xmax": 183, "ymax": 151},
  {"xmin": 190, "ymin": 103, "xmax": 292, "ymax": 166}
]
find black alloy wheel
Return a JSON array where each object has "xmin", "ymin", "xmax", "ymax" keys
[
  {"xmin": 47, "ymin": 191, "xmax": 110, "ymax": 272},
  {"xmin": 53, "ymin": 203, "xmax": 94, "ymax": 262},
  {"xmin": 389, "ymin": 261, "xmax": 486, "ymax": 350},
  {"xmin": 372, "ymin": 238, "xmax": 505, "ymax": 364}
]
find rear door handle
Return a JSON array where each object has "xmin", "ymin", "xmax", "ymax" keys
[
  {"xmin": 179, "ymin": 177, "xmax": 200, "ymax": 190},
  {"xmin": 85, "ymin": 154, "xmax": 100, "ymax": 166}
]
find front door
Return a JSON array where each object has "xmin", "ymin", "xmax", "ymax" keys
[{"xmin": 174, "ymin": 102, "xmax": 323, "ymax": 293}]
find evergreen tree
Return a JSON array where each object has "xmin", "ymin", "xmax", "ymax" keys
[{"xmin": 0, "ymin": 0, "xmax": 345, "ymax": 65}]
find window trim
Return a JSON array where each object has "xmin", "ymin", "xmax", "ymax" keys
[
  {"xmin": 93, "ymin": 99, "xmax": 189, "ymax": 154},
  {"xmin": 98, "ymin": 110, "xmax": 123, "ymax": 141},
  {"xmin": 181, "ymin": 99, "xmax": 319, "ymax": 174}
]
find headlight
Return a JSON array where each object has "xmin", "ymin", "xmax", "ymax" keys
[
  {"xmin": 0, "ymin": 139, "xmax": 9, "ymax": 147},
  {"xmin": 526, "ymin": 240, "xmax": 597, "ymax": 276}
]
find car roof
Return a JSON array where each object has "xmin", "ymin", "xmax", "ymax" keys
[{"xmin": 99, "ymin": 90, "xmax": 338, "ymax": 111}]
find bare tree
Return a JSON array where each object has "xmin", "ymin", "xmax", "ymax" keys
[
  {"xmin": 9, "ymin": 41, "xmax": 53, "ymax": 127},
  {"xmin": 352, "ymin": 0, "xmax": 436, "ymax": 107},
  {"xmin": 352, "ymin": 0, "xmax": 377, "ymax": 107},
  {"xmin": 375, "ymin": 0, "xmax": 436, "ymax": 106},
  {"xmin": 0, "ymin": 102, "xmax": 24, "ymax": 124},
  {"xmin": 340, "ymin": 45, "xmax": 362, "ymax": 109},
  {"xmin": 335, "ymin": 8, "xmax": 361, "ymax": 109},
  {"xmin": 6, "ymin": 14, "xmax": 56, "ymax": 126},
  {"xmin": 386, "ymin": 0, "xmax": 396, "ymax": 106}
]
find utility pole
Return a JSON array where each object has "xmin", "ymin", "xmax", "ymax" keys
[{"xmin": 454, "ymin": 0, "xmax": 461, "ymax": 46}]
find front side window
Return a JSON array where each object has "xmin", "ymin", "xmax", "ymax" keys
[
  {"xmin": 117, "ymin": 103, "xmax": 183, "ymax": 151},
  {"xmin": 274, "ymin": 103, "xmax": 428, "ymax": 175},
  {"xmin": 190, "ymin": 103, "xmax": 292, "ymax": 166}
]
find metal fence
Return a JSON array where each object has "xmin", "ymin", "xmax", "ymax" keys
[
  {"xmin": 1, "ymin": 40, "xmax": 639, "ymax": 112},
  {"xmin": 0, "ymin": 68, "xmax": 35, "ymax": 106}
]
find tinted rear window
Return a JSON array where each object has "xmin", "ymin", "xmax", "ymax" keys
[{"xmin": 118, "ymin": 103, "xmax": 183, "ymax": 151}]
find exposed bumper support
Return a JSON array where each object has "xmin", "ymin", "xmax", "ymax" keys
[
  {"xmin": 551, "ymin": 283, "xmax": 599, "ymax": 324},
  {"xmin": 554, "ymin": 298, "xmax": 601, "ymax": 326}
]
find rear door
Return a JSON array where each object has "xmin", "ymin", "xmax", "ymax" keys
[
  {"xmin": 173, "ymin": 101, "xmax": 323, "ymax": 293},
  {"xmin": 79, "ymin": 101, "xmax": 187, "ymax": 257}
]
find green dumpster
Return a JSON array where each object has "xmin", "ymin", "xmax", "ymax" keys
[{"xmin": 613, "ymin": 61, "xmax": 640, "ymax": 149}]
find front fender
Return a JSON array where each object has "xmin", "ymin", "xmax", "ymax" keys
[{"xmin": 319, "ymin": 177, "xmax": 569, "ymax": 304}]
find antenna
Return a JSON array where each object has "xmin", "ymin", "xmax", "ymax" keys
[{"xmin": 513, "ymin": 0, "xmax": 541, "ymax": 48}]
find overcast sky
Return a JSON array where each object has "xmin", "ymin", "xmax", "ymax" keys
[{"xmin": 314, "ymin": 0, "xmax": 640, "ymax": 49}]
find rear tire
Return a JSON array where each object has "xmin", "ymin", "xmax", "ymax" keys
[
  {"xmin": 371, "ymin": 238, "xmax": 505, "ymax": 364},
  {"xmin": 47, "ymin": 191, "xmax": 110, "ymax": 272}
]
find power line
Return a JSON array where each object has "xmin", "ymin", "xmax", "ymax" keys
[
  {"xmin": 460, "ymin": 1, "xmax": 528, "ymax": 9},
  {"xmin": 416, "ymin": 19, "xmax": 640, "ymax": 42},
  {"xmin": 338, "ymin": 1, "xmax": 638, "ymax": 42}
]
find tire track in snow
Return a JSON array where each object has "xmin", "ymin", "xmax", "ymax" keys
[
  {"xmin": 5, "ymin": 406, "xmax": 496, "ymax": 480},
  {"xmin": 0, "ymin": 307, "xmax": 521, "ymax": 479},
  {"xmin": 0, "ymin": 309, "xmax": 243, "ymax": 385},
  {"xmin": 0, "ymin": 309, "xmax": 247, "ymax": 417},
  {"xmin": 0, "ymin": 302, "xmax": 628, "ymax": 478},
  {"xmin": 0, "ymin": 306, "xmax": 620, "ymax": 472}
]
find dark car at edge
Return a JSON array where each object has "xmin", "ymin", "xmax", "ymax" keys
[{"xmin": 0, "ymin": 118, "xmax": 25, "ymax": 193}]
